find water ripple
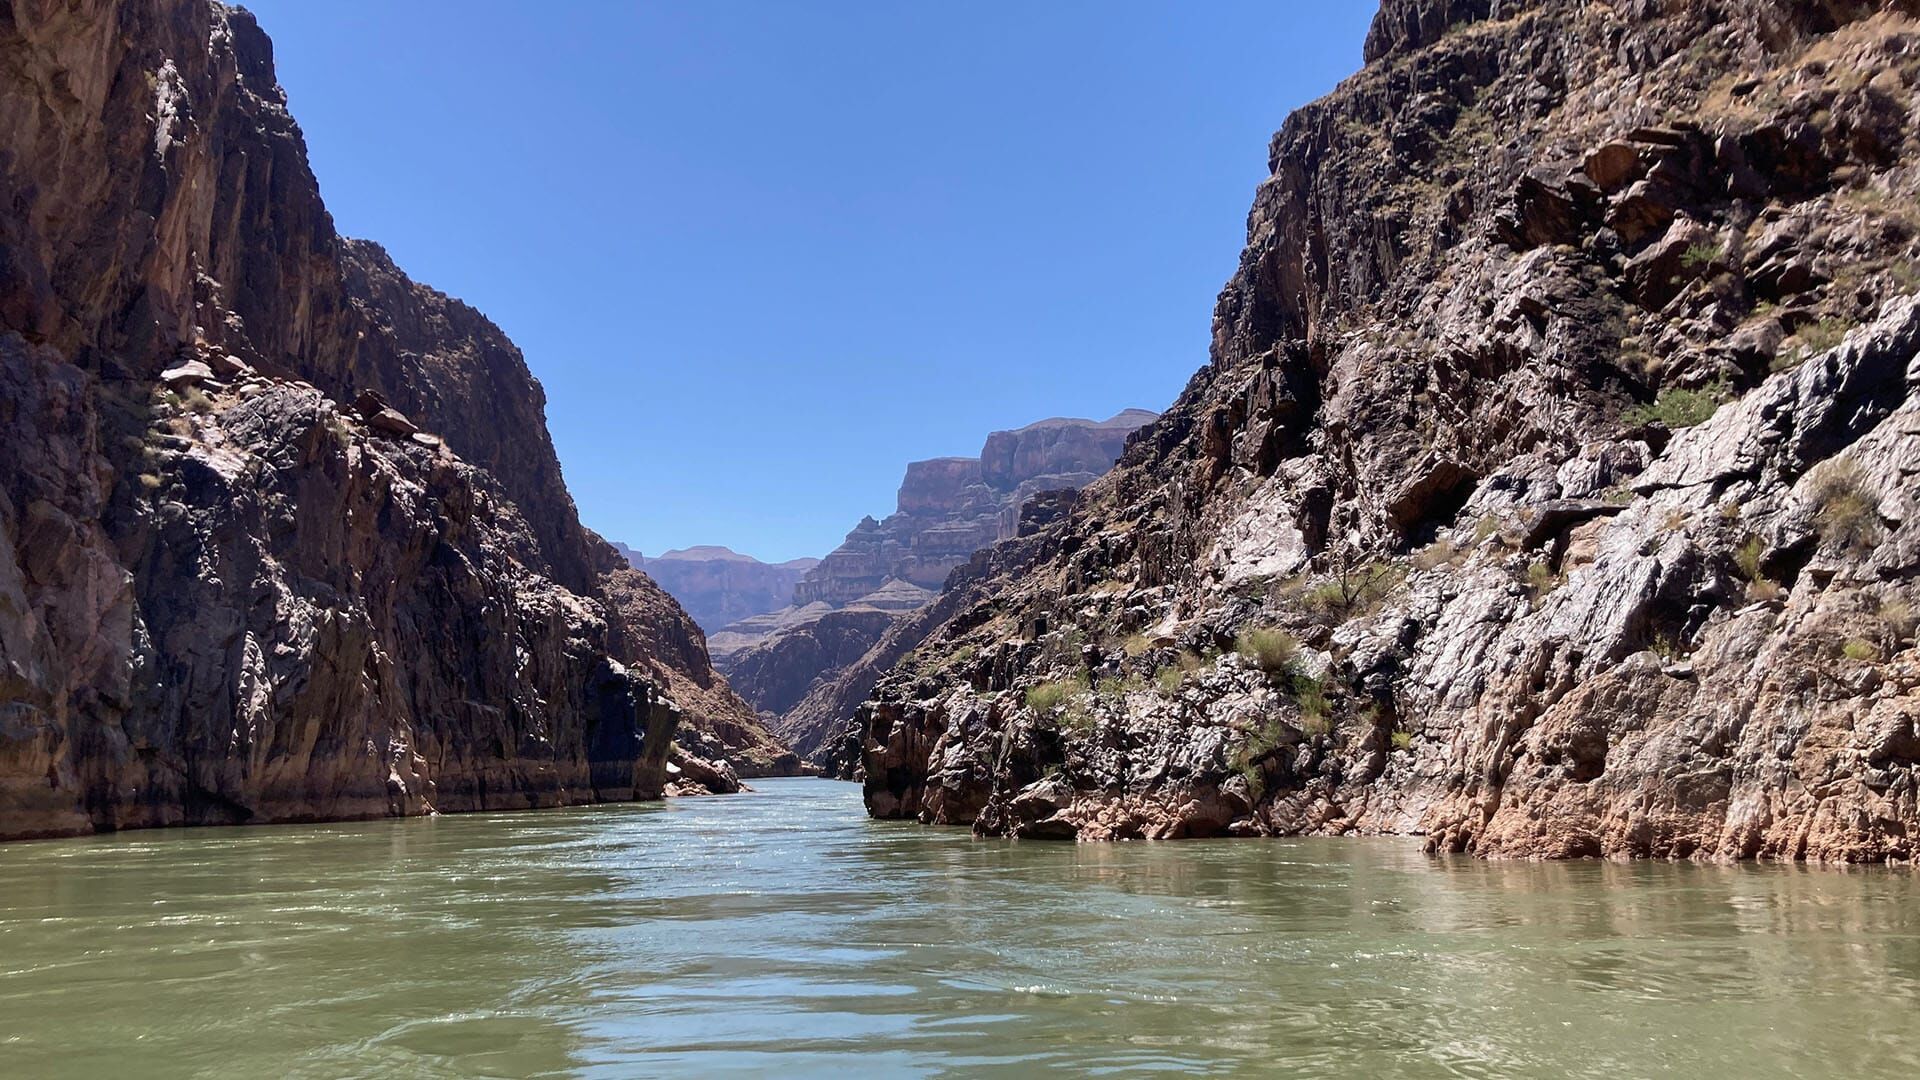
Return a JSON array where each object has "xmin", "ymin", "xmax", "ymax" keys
[{"xmin": 0, "ymin": 778, "xmax": 1917, "ymax": 1077}]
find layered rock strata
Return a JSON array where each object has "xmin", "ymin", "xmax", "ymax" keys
[
  {"xmin": 617, "ymin": 545, "xmax": 818, "ymax": 637},
  {"xmin": 794, "ymin": 411, "xmax": 1158, "ymax": 607},
  {"xmin": 851, "ymin": 0, "xmax": 1920, "ymax": 863},
  {"xmin": 719, "ymin": 413, "xmax": 1155, "ymax": 759}
]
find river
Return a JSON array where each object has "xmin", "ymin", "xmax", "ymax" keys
[{"xmin": 0, "ymin": 777, "xmax": 1916, "ymax": 1077}]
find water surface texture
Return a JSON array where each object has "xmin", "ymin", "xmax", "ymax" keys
[{"xmin": 2, "ymin": 778, "xmax": 1917, "ymax": 1078}]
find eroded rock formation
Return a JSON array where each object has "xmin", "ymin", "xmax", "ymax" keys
[
  {"xmin": 794, "ymin": 411, "xmax": 1157, "ymax": 607},
  {"xmin": 0, "ymin": 0, "xmax": 787, "ymax": 838},
  {"xmin": 617, "ymin": 545, "xmax": 818, "ymax": 637},
  {"xmin": 850, "ymin": 0, "xmax": 1920, "ymax": 862},
  {"xmin": 717, "ymin": 412, "xmax": 1155, "ymax": 760}
]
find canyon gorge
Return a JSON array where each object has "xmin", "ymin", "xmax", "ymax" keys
[
  {"xmin": 3, "ymin": 0, "xmax": 1919, "ymax": 870},
  {"xmin": 640, "ymin": 410, "xmax": 1156, "ymax": 764},
  {"xmin": 12, "ymin": 4, "xmax": 1920, "ymax": 1075}
]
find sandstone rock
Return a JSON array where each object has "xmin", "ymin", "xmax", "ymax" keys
[
  {"xmin": 793, "ymin": 410, "xmax": 1155, "ymax": 609},
  {"xmin": 727, "ymin": 608, "xmax": 898, "ymax": 718},
  {"xmin": 1623, "ymin": 216, "xmax": 1718, "ymax": 311},
  {"xmin": 366, "ymin": 407, "xmax": 417, "ymax": 437},
  {"xmin": 1583, "ymin": 142, "xmax": 1644, "ymax": 192},
  {"xmin": 204, "ymin": 350, "xmax": 251, "ymax": 379}
]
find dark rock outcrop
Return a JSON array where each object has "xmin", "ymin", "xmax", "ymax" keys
[
  {"xmin": 851, "ymin": 0, "xmax": 1920, "ymax": 862},
  {"xmin": 727, "ymin": 609, "xmax": 897, "ymax": 720},
  {"xmin": 0, "ymin": 0, "xmax": 778, "ymax": 837}
]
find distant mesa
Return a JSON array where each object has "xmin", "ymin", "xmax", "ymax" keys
[
  {"xmin": 614, "ymin": 543, "xmax": 818, "ymax": 639},
  {"xmin": 638, "ymin": 408, "xmax": 1156, "ymax": 755},
  {"xmin": 792, "ymin": 408, "xmax": 1158, "ymax": 612}
]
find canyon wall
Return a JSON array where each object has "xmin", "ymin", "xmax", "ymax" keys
[
  {"xmin": 617, "ymin": 544, "xmax": 818, "ymax": 637},
  {"xmin": 716, "ymin": 412, "xmax": 1155, "ymax": 760},
  {"xmin": 0, "ymin": 0, "xmax": 788, "ymax": 838},
  {"xmin": 793, "ymin": 411, "xmax": 1157, "ymax": 607},
  {"xmin": 851, "ymin": 0, "xmax": 1920, "ymax": 862}
]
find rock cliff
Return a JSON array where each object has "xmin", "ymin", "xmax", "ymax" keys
[
  {"xmin": 794, "ymin": 410, "xmax": 1158, "ymax": 607},
  {"xmin": 0, "ymin": 0, "xmax": 783, "ymax": 838},
  {"xmin": 851, "ymin": 0, "xmax": 1920, "ymax": 862},
  {"xmin": 717, "ymin": 411, "xmax": 1155, "ymax": 759},
  {"xmin": 618, "ymin": 545, "xmax": 818, "ymax": 637}
]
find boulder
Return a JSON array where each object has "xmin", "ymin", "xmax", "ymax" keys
[{"xmin": 159, "ymin": 359, "xmax": 212, "ymax": 386}]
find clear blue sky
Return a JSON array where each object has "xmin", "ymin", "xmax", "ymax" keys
[{"xmin": 243, "ymin": 2, "xmax": 1376, "ymax": 563}]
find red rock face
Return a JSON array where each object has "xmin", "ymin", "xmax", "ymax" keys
[{"xmin": 0, "ymin": 0, "xmax": 787, "ymax": 838}]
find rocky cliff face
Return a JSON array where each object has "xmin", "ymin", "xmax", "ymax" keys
[
  {"xmin": 793, "ymin": 411, "xmax": 1157, "ymax": 607},
  {"xmin": 717, "ymin": 412, "xmax": 1155, "ymax": 761},
  {"xmin": 852, "ymin": 0, "xmax": 1920, "ymax": 862},
  {"xmin": 727, "ymin": 608, "xmax": 897, "ymax": 730},
  {"xmin": 0, "ymin": 0, "xmax": 783, "ymax": 838},
  {"xmin": 620, "ymin": 545, "xmax": 818, "ymax": 637}
]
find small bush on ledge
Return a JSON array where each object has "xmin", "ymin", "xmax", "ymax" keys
[
  {"xmin": 1811, "ymin": 459, "xmax": 1881, "ymax": 555},
  {"xmin": 1624, "ymin": 381, "xmax": 1724, "ymax": 430},
  {"xmin": 1025, "ymin": 676, "xmax": 1087, "ymax": 714},
  {"xmin": 1234, "ymin": 627, "xmax": 1299, "ymax": 674}
]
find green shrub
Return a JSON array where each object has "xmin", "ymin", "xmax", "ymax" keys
[
  {"xmin": 1292, "ymin": 673, "xmax": 1330, "ymax": 727},
  {"xmin": 1235, "ymin": 627, "xmax": 1299, "ymax": 675},
  {"xmin": 1233, "ymin": 720, "xmax": 1290, "ymax": 794},
  {"xmin": 1025, "ymin": 676, "xmax": 1087, "ymax": 714},
  {"xmin": 1650, "ymin": 632, "xmax": 1687, "ymax": 661},
  {"xmin": 1155, "ymin": 665, "xmax": 1184, "ymax": 695},
  {"xmin": 1297, "ymin": 560, "xmax": 1406, "ymax": 618},
  {"xmin": 1733, "ymin": 536, "xmax": 1788, "ymax": 600},
  {"xmin": 1879, "ymin": 596, "xmax": 1916, "ymax": 641},
  {"xmin": 1389, "ymin": 730, "xmax": 1413, "ymax": 751},
  {"xmin": 1812, "ymin": 460, "xmax": 1881, "ymax": 554},
  {"xmin": 1524, "ymin": 560, "xmax": 1559, "ymax": 598},
  {"xmin": 1841, "ymin": 638, "xmax": 1879, "ymax": 662},
  {"xmin": 1733, "ymin": 535, "xmax": 1765, "ymax": 582},
  {"xmin": 1043, "ymin": 627, "xmax": 1086, "ymax": 666},
  {"xmin": 1795, "ymin": 316, "xmax": 1852, "ymax": 357},
  {"xmin": 1412, "ymin": 539, "xmax": 1460, "ymax": 570},
  {"xmin": 1625, "ymin": 382, "xmax": 1724, "ymax": 429},
  {"xmin": 1062, "ymin": 698, "xmax": 1097, "ymax": 732},
  {"xmin": 1680, "ymin": 241, "xmax": 1725, "ymax": 271},
  {"xmin": 1122, "ymin": 633, "xmax": 1153, "ymax": 658}
]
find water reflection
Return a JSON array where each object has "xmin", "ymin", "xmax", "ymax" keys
[{"xmin": 0, "ymin": 779, "xmax": 1915, "ymax": 1078}]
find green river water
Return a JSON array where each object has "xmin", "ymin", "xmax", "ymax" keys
[{"xmin": 0, "ymin": 777, "xmax": 1916, "ymax": 1078}]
